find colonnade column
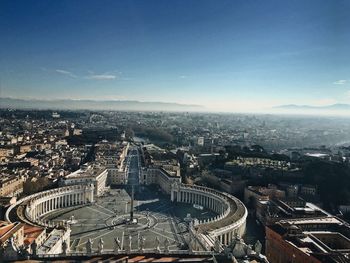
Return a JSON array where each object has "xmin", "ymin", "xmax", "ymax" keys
[{"xmin": 90, "ymin": 187, "xmax": 94, "ymax": 203}]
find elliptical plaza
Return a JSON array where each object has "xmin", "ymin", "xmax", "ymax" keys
[{"xmin": 6, "ymin": 145, "xmax": 248, "ymax": 255}]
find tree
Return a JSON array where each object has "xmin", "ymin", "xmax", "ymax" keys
[{"xmin": 23, "ymin": 177, "xmax": 51, "ymax": 195}]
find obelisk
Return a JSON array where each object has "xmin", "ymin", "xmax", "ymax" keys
[{"xmin": 130, "ymin": 185, "xmax": 134, "ymax": 221}]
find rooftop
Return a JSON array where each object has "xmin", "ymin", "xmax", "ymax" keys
[
  {"xmin": 268, "ymin": 216, "xmax": 350, "ymax": 260},
  {"xmin": 65, "ymin": 164, "xmax": 106, "ymax": 179},
  {"xmin": 0, "ymin": 221, "xmax": 23, "ymax": 244},
  {"xmin": 23, "ymin": 224, "xmax": 45, "ymax": 246},
  {"xmin": 37, "ymin": 229, "xmax": 64, "ymax": 254}
]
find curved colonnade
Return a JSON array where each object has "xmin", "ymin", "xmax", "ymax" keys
[
  {"xmin": 5, "ymin": 184, "xmax": 95, "ymax": 228},
  {"xmin": 6, "ymin": 182, "xmax": 246, "ymax": 253},
  {"xmin": 171, "ymin": 184, "xmax": 247, "ymax": 250}
]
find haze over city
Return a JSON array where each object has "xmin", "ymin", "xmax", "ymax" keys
[
  {"xmin": 1, "ymin": 0, "xmax": 349, "ymax": 113},
  {"xmin": 2, "ymin": 1, "xmax": 350, "ymax": 263}
]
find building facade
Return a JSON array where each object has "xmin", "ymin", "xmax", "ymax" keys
[
  {"xmin": 60, "ymin": 164, "xmax": 108, "ymax": 196},
  {"xmin": 266, "ymin": 217, "xmax": 350, "ymax": 263},
  {"xmin": 0, "ymin": 176, "xmax": 25, "ymax": 197}
]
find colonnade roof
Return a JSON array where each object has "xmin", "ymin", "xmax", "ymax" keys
[
  {"xmin": 66, "ymin": 165, "xmax": 107, "ymax": 179},
  {"xmin": 198, "ymin": 197, "xmax": 246, "ymax": 232},
  {"xmin": 178, "ymin": 184, "xmax": 247, "ymax": 233}
]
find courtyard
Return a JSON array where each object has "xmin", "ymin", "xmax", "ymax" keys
[{"xmin": 43, "ymin": 185, "xmax": 217, "ymax": 252}]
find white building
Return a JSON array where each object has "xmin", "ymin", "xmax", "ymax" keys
[
  {"xmin": 37, "ymin": 228, "xmax": 70, "ymax": 255},
  {"xmin": 60, "ymin": 164, "xmax": 108, "ymax": 196},
  {"xmin": 141, "ymin": 167, "xmax": 181, "ymax": 194}
]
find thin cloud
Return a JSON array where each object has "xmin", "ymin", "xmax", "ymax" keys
[
  {"xmin": 86, "ymin": 74, "xmax": 116, "ymax": 80},
  {"xmin": 55, "ymin": 69, "xmax": 77, "ymax": 78},
  {"xmin": 333, "ymin": 80, "xmax": 347, "ymax": 85},
  {"xmin": 53, "ymin": 69, "xmax": 118, "ymax": 80}
]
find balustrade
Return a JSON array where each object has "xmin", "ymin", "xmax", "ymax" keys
[
  {"xmin": 171, "ymin": 183, "xmax": 247, "ymax": 248},
  {"xmin": 5, "ymin": 185, "xmax": 95, "ymax": 227}
]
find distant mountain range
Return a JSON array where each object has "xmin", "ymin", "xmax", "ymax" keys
[
  {"xmin": 274, "ymin": 103, "xmax": 350, "ymax": 111},
  {"xmin": 0, "ymin": 97, "xmax": 204, "ymax": 112}
]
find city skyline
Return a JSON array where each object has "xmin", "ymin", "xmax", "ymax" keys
[{"xmin": 1, "ymin": 0, "xmax": 349, "ymax": 112}]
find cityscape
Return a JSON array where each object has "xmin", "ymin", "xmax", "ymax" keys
[
  {"xmin": 1, "ymin": 1, "xmax": 350, "ymax": 263},
  {"xmin": 1, "ymin": 110, "xmax": 350, "ymax": 262}
]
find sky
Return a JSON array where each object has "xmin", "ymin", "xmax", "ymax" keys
[{"xmin": 0, "ymin": 0, "xmax": 349, "ymax": 112}]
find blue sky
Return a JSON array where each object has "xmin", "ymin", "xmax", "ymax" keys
[{"xmin": 0, "ymin": 0, "xmax": 349, "ymax": 112}]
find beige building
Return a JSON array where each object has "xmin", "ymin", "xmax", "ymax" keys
[
  {"xmin": 0, "ymin": 176, "xmax": 25, "ymax": 197},
  {"xmin": 227, "ymin": 156, "xmax": 290, "ymax": 170},
  {"xmin": 0, "ymin": 147, "xmax": 15, "ymax": 158},
  {"xmin": 95, "ymin": 142, "xmax": 129, "ymax": 185},
  {"xmin": 108, "ymin": 168, "xmax": 127, "ymax": 184},
  {"xmin": 244, "ymin": 185, "xmax": 285, "ymax": 206}
]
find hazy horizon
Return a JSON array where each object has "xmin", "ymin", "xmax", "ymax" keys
[{"xmin": 2, "ymin": 96, "xmax": 350, "ymax": 116}]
